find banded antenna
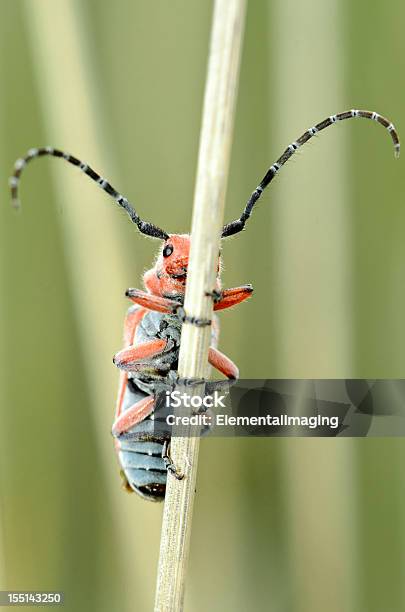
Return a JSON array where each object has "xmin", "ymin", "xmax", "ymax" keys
[
  {"xmin": 222, "ymin": 109, "xmax": 400, "ymax": 238},
  {"xmin": 9, "ymin": 147, "xmax": 169, "ymax": 240}
]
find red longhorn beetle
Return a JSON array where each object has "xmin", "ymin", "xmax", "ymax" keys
[{"xmin": 10, "ymin": 109, "xmax": 399, "ymax": 500}]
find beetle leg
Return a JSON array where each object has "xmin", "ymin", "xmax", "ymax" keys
[
  {"xmin": 175, "ymin": 306, "xmax": 211, "ymax": 327},
  {"xmin": 126, "ymin": 288, "xmax": 181, "ymax": 314},
  {"xmin": 113, "ymin": 338, "xmax": 167, "ymax": 371},
  {"xmin": 205, "ymin": 288, "xmax": 222, "ymax": 302},
  {"xmin": 162, "ymin": 440, "xmax": 184, "ymax": 480},
  {"xmin": 208, "ymin": 346, "xmax": 239, "ymax": 380},
  {"xmin": 127, "ymin": 289, "xmax": 212, "ymax": 327},
  {"xmin": 122, "ymin": 305, "xmax": 146, "ymax": 344},
  {"xmin": 115, "ymin": 306, "xmax": 146, "ymax": 419},
  {"xmin": 112, "ymin": 395, "xmax": 155, "ymax": 436},
  {"xmin": 211, "ymin": 285, "xmax": 253, "ymax": 311},
  {"xmin": 119, "ymin": 470, "xmax": 135, "ymax": 494}
]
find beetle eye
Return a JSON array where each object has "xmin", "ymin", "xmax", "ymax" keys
[{"xmin": 163, "ymin": 244, "xmax": 174, "ymax": 258}]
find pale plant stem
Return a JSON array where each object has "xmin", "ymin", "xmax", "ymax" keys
[{"xmin": 154, "ymin": 1, "xmax": 247, "ymax": 610}]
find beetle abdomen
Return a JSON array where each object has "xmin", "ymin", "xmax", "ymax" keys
[
  {"xmin": 116, "ymin": 369, "xmax": 170, "ymax": 501},
  {"xmin": 118, "ymin": 438, "xmax": 167, "ymax": 501}
]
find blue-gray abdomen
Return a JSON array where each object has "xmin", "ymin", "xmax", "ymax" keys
[{"xmin": 116, "ymin": 310, "xmax": 181, "ymax": 501}]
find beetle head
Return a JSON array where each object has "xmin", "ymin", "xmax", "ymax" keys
[{"xmin": 144, "ymin": 234, "xmax": 221, "ymax": 298}]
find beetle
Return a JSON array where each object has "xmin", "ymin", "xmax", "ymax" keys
[{"xmin": 10, "ymin": 109, "xmax": 399, "ymax": 500}]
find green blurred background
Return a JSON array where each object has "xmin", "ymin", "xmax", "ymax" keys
[{"xmin": 1, "ymin": 1, "xmax": 404, "ymax": 611}]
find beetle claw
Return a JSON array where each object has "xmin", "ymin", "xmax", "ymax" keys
[
  {"xmin": 205, "ymin": 288, "xmax": 222, "ymax": 303},
  {"xmin": 162, "ymin": 440, "xmax": 184, "ymax": 480}
]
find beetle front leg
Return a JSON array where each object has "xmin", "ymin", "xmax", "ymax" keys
[
  {"xmin": 205, "ymin": 285, "xmax": 253, "ymax": 311},
  {"xmin": 127, "ymin": 290, "xmax": 211, "ymax": 327},
  {"xmin": 174, "ymin": 306, "xmax": 211, "ymax": 328}
]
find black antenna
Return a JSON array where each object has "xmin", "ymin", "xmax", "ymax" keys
[
  {"xmin": 222, "ymin": 109, "xmax": 400, "ymax": 238},
  {"xmin": 9, "ymin": 147, "xmax": 169, "ymax": 240}
]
